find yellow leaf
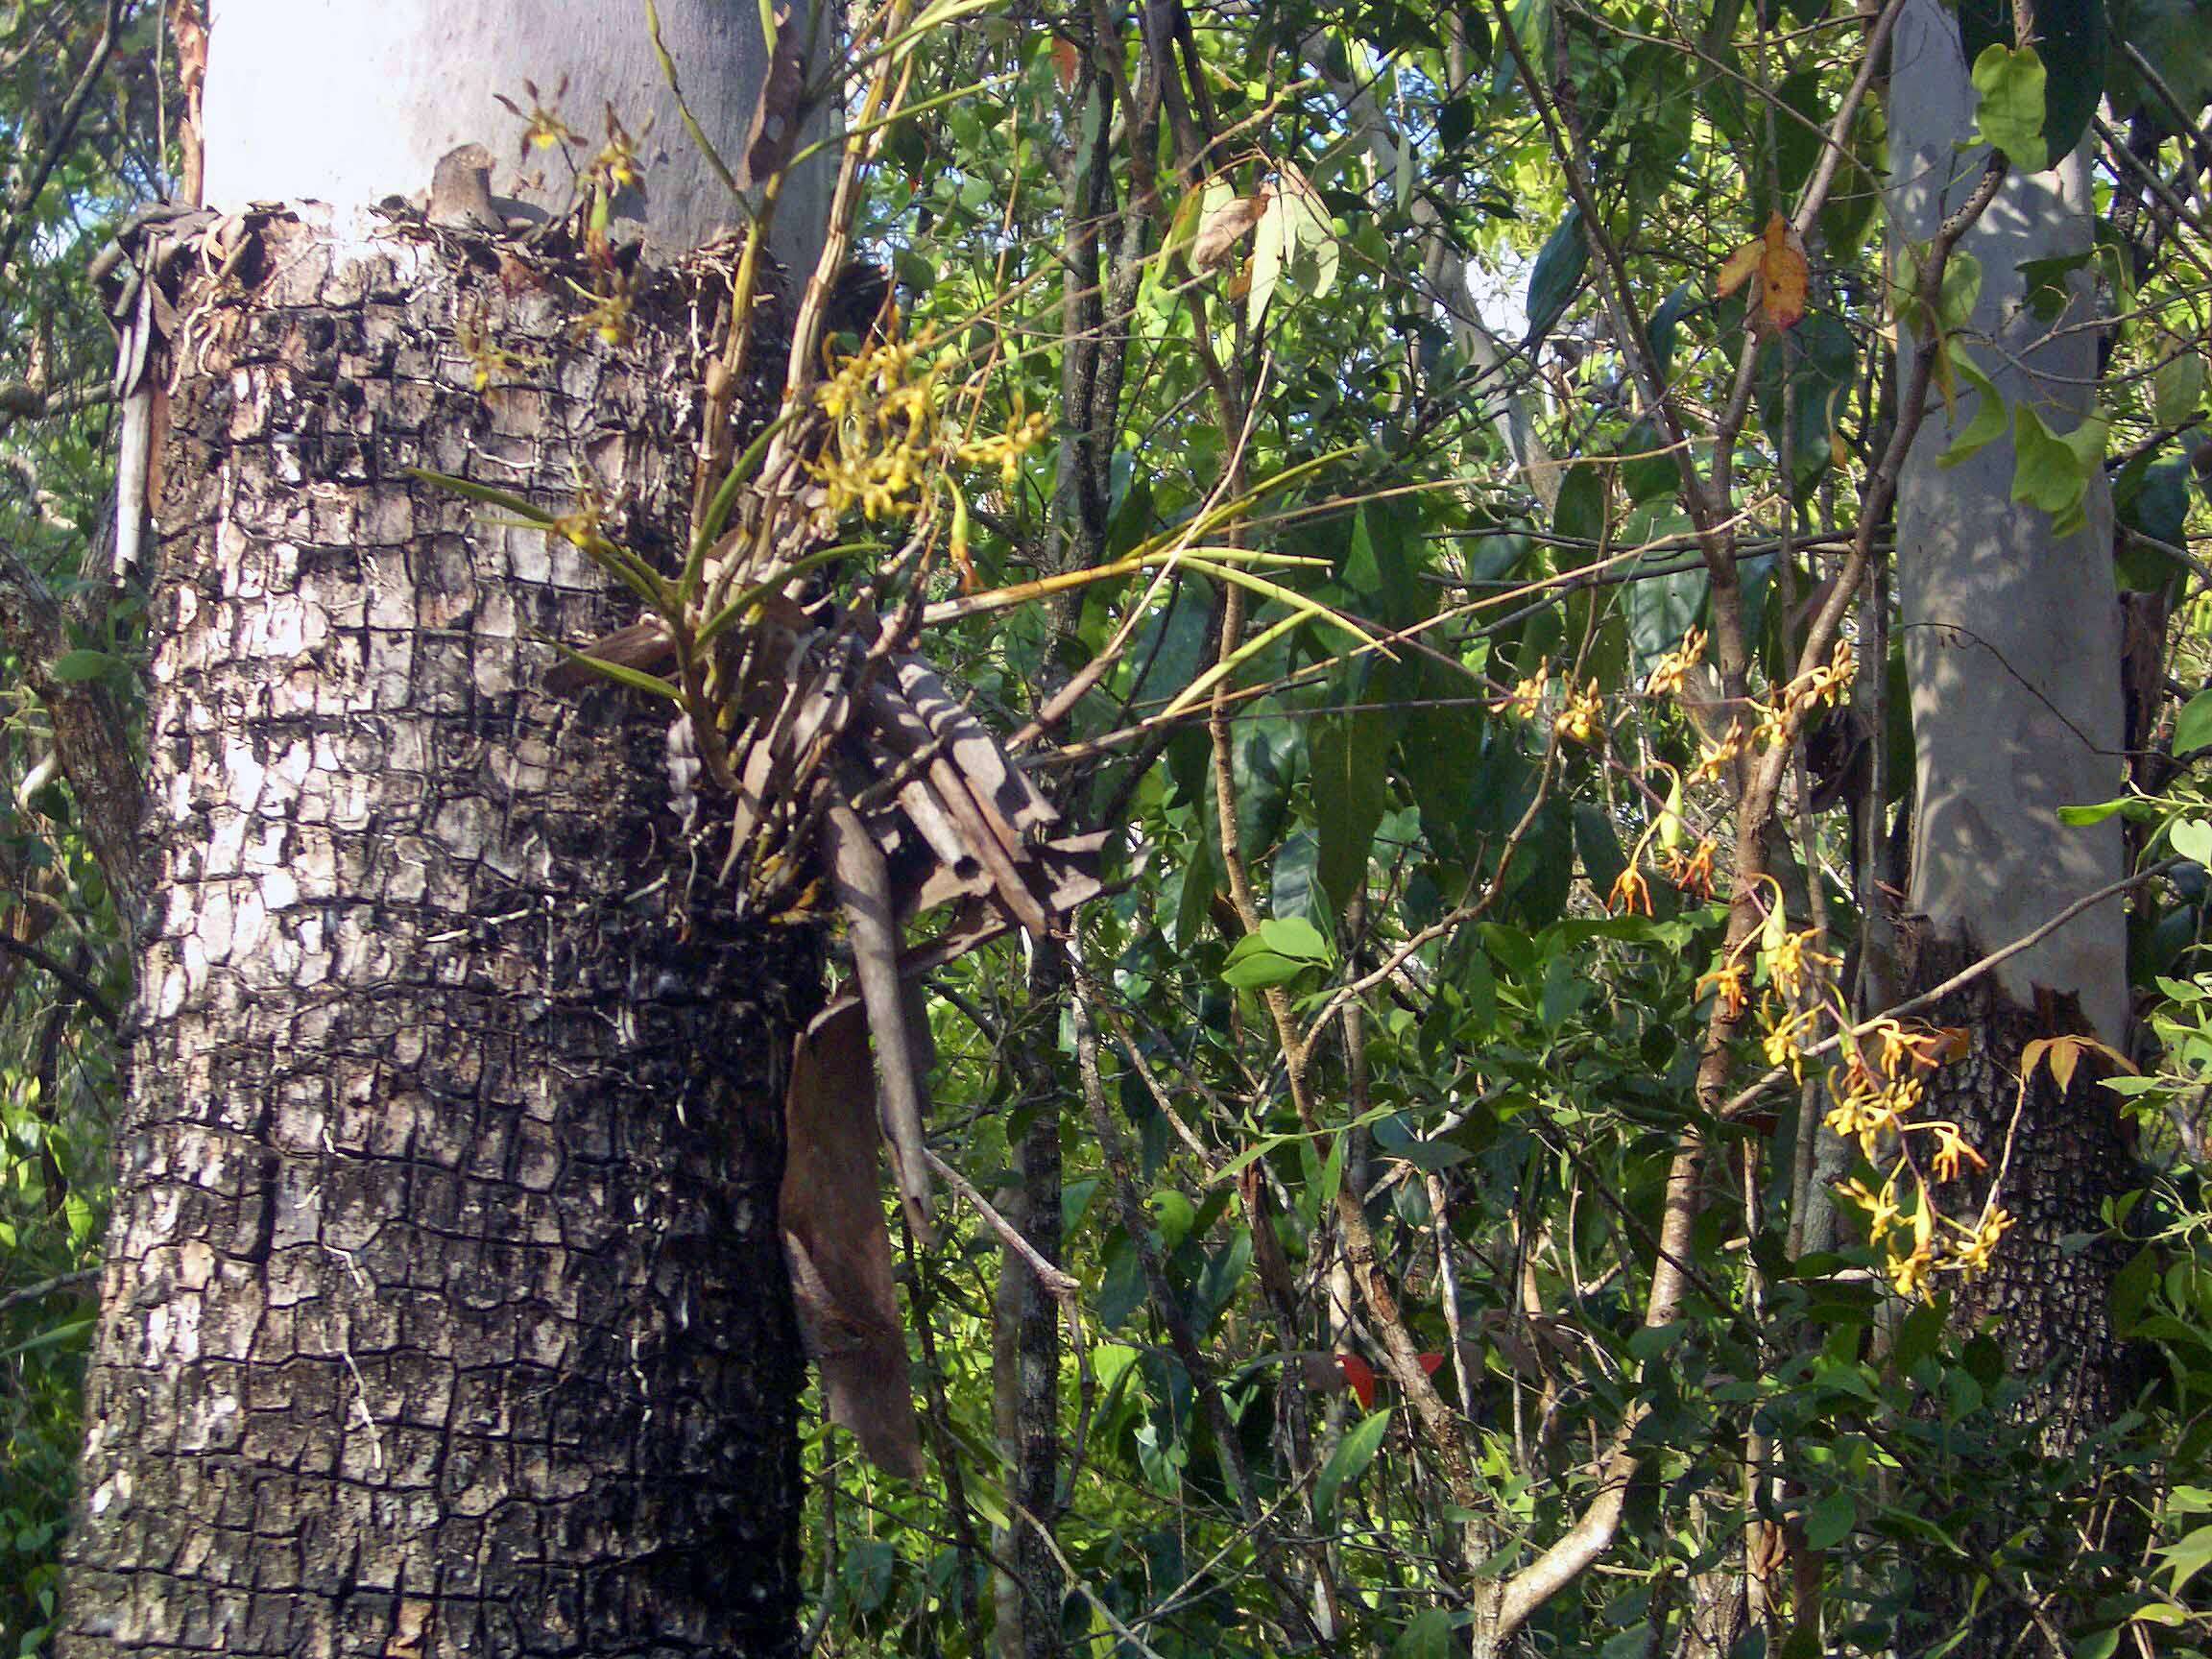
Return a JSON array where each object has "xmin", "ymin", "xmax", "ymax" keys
[
  {"xmin": 2020, "ymin": 1033, "xmax": 2137, "ymax": 1104},
  {"xmin": 1759, "ymin": 212, "xmax": 1809, "ymax": 329},
  {"xmin": 1717, "ymin": 238, "xmax": 1763, "ymax": 298},
  {"xmin": 1718, "ymin": 213, "xmax": 1810, "ymax": 331},
  {"xmin": 2047, "ymin": 1035, "xmax": 2080, "ymax": 1094}
]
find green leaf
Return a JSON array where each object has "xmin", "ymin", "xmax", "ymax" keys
[
  {"xmin": 2157, "ymin": 1523, "xmax": 2212, "ymax": 1594},
  {"xmin": 1490, "ymin": 0, "xmax": 1551, "ymax": 97},
  {"xmin": 2009, "ymin": 402, "xmax": 2107, "ymax": 531},
  {"xmin": 1971, "ymin": 43, "xmax": 2048, "ymax": 170},
  {"xmin": 840, "ymin": 1539, "xmax": 897, "ymax": 1613},
  {"xmin": 1523, "ymin": 205, "xmax": 1587, "ymax": 347},
  {"xmin": 49, "ymin": 649, "xmax": 115, "ymax": 683},
  {"xmin": 1273, "ymin": 830, "xmax": 1325, "ymax": 925},
  {"xmin": 1935, "ymin": 250, "xmax": 1982, "ymax": 333},
  {"xmin": 2154, "ymin": 353, "xmax": 2207, "ymax": 427},
  {"xmin": 1804, "ymin": 1488, "xmax": 1858, "ymax": 1551},
  {"xmin": 1553, "ymin": 464, "xmax": 1609, "ymax": 546},
  {"xmin": 1221, "ymin": 916, "xmax": 1334, "ymax": 989},
  {"xmin": 1967, "ymin": 0, "xmax": 2104, "ymax": 163},
  {"xmin": 1392, "ymin": 1608, "xmax": 1456, "ymax": 1659},
  {"xmin": 2056, "ymin": 796, "xmax": 2141, "ymax": 824},
  {"xmin": 2176, "ymin": 689, "xmax": 2212, "ymax": 755},
  {"xmin": 1314, "ymin": 1407, "xmax": 1391, "ymax": 1519},
  {"xmin": 1938, "ymin": 344, "xmax": 2008, "ymax": 469},
  {"xmin": 1647, "ymin": 283, "xmax": 1695, "ymax": 381},
  {"xmin": 2104, "ymin": 0, "xmax": 2212, "ymax": 121},
  {"xmin": 1755, "ymin": 310, "xmax": 1859, "ymax": 497},
  {"xmin": 2172, "ymin": 819, "xmax": 2212, "ymax": 865},
  {"xmin": 1314, "ymin": 714, "xmax": 1388, "ymax": 915}
]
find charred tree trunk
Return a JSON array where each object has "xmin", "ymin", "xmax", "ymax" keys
[
  {"xmin": 992, "ymin": 949, "xmax": 1066, "ymax": 1659},
  {"xmin": 1894, "ymin": 931, "xmax": 2142, "ymax": 1659},
  {"xmin": 1903, "ymin": 930, "xmax": 2142, "ymax": 1433},
  {"xmin": 60, "ymin": 217, "xmax": 813, "ymax": 1656}
]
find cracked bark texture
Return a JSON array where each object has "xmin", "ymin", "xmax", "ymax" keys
[
  {"xmin": 1899, "ymin": 926, "xmax": 2144, "ymax": 1659},
  {"xmin": 60, "ymin": 219, "xmax": 813, "ymax": 1658}
]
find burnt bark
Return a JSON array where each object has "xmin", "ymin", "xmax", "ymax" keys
[
  {"xmin": 1896, "ymin": 926, "xmax": 2145, "ymax": 1658},
  {"xmin": 60, "ymin": 218, "xmax": 814, "ymax": 1657},
  {"xmin": 1903, "ymin": 927, "xmax": 2141, "ymax": 1431},
  {"xmin": 992, "ymin": 949, "xmax": 1066, "ymax": 1659}
]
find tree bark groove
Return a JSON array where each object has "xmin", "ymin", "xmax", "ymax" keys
[{"xmin": 61, "ymin": 218, "xmax": 812, "ymax": 1658}]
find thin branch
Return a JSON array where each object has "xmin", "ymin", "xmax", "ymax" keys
[
  {"xmin": 922, "ymin": 1148, "xmax": 1080, "ymax": 1298},
  {"xmin": 0, "ymin": 930, "xmax": 120, "ymax": 1026},
  {"xmin": 0, "ymin": 1265, "xmax": 99, "ymax": 1318}
]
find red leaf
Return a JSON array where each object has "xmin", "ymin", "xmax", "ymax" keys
[{"xmin": 1336, "ymin": 1355, "xmax": 1378, "ymax": 1411}]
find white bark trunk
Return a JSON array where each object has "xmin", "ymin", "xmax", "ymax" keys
[
  {"xmin": 201, "ymin": 0, "xmax": 830, "ymax": 265},
  {"xmin": 1888, "ymin": 0, "xmax": 2127, "ymax": 1039}
]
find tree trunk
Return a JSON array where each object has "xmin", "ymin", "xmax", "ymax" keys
[
  {"xmin": 1887, "ymin": 5, "xmax": 2139, "ymax": 1649},
  {"xmin": 60, "ymin": 213, "xmax": 814, "ymax": 1655},
  {"xmin": 992, "ymin": 950, "xmax": 1066, "ymax": 1659},
  {"xmin": 1887, "ymin": 0, "xmax": 2136, "ymax": 1409},
  {"xmin": 1888, "ymin": 0, "xmax": 2128, "ymax": 1043},
  {"xmin": 199, "ymin": 0, "xmax": 831, "ymax": 264}
]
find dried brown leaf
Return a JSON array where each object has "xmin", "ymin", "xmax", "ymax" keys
[
  {"xmin": 738, "ymin": 8, "xmax": 808, "ymax": 191},
  {"xmin": 783, "ymin": 1002, "xmax": 925, "ymax": 1480}
]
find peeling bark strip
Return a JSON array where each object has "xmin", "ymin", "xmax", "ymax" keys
[{"xmin": 61, "ymin": 218, "xmax": 812, "ymax": 1657}]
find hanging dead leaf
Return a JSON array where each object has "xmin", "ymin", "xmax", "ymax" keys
[
  {"xmin": 1191, "ymin": 190, "xmax": 1270, "ymax": 273},
  {"xmin": 1052, "ymin": 37, "xmax": 1081, "ymax": 90},
  {"xmin": 1717, "ymin": 211, "xmax": 1810, "ymax": 331},
  {"xmin": 738, "ymin": 8, "xmax": 808, "ymax": 190},
  {"xmin": 782, "ymin": 1001, "xmax": 926, "ymax": 1481}
]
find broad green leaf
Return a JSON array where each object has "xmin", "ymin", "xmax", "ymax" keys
[
  {"xmin": 1553, "ymin": 464, "xmax": 1609, "ymax": 546},
  {"xmin": 2157, "ymin": 1524, "xmax": 2212, "ymax": 1594},
  {"xmin": 2167, "ymin": 689, "xmax": 2212, "ymax": 752},
  {"xmin": 1272, "ymin": 829, "xmax": 1325, "ymax": 924},
  {"xmin": 49, "ymin": 649, "xmax": 115, "ymax": 683},
  {"xmin": 1221, "ymin": 916, "xmax": 1334, "ymax": 988},
  {"xmin": 1523, "ymin": 205, "xmax": 1587, "ymax": 347},
  {"xmin": 1938, "ymin": 344, "xmax": 2008, "ymax": 468},
  {"xmin": 2010, "ymin": 402, "xmax": 2106, "ymax": 531},
  {"xmin": 1971, "ymin": 43, "xmax": 2048, "ymax": 171},
  {"xmin": 1647, "ymin": 282, "xmax": 1695, "ymax": 381},
  {"xmin": 839, "ymin": 1540, "xmax": 897, "ymax": 1613},
  {"xmin": 1314, "ymin": 714, "xmax": 1387, "ymax": 916},
  {"xmin": 2154, "ymin": 353, "xmax": 2207, "ymax": 427},
  {"xmin": 1315, "ymin": 1407, "xmax": 1391, "ymax": 1518},
  {"xmin": 2104, "ymin": 0, "xmax": 2212, "ymax": 120},
  {"xmin": 1959, "ymin": 0, "xmax": 2104, "ymax": 163},
  {"xmin": 1935, "ymin": 250, "xmax": 1983, "ymax": 332},
  {"xmin": 1490, "ymin": 0, "xmax": 1551, "ymax": 97},
  {"xmin": 2171, "ymin": 819, "xmax": 2212, "ymax": 865},
  {"xmin": 1393, "ymin": 1609, "xmax": 1455, "ymax": 1659},
  {"xmin": 1755, "ymin": 310, "xmax": 1857, "ymax": 496},
  {"xmin": 1277, "ymin": 165, "xmax": 1339, "ymax": 300},
  {"xmin": 1805, "ymin": 1489, "xmax": 1857, "ymax": 1550}
]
